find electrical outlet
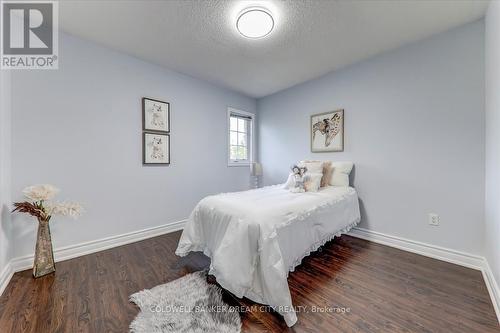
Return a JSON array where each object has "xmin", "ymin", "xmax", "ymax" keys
[{"xmin": 429, "ymin": 213, "xmax": 440, "ymax": 226}]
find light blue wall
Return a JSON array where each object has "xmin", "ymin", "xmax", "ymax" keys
[
  {"xmin": 258, "ymin": 21, "xmax": 485, "ymax": 255},
  {"xmin": 10, "ymin": 33, "xmax": 257, "ymax": 258},
  {"xmin": 0, "ymin": 69, "xmax": 12, "ymax": 283},
  {"xmin": 485, "ymin": 2, "xmax": 500, "ymax": 289},
  {"xmin": 8, "ymin": 20, "xmax": 488, "ymax": 261}
]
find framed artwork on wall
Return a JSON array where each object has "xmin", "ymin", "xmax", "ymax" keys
[
  {"xmin": 310, "ymin": 109, "xmax": 344, "ymax": 152},
  {"xmin": 143, "ymin": 132, "xmax": 170, "ymax": 165},
  {"xmin": 142, "ymin": 97, "xmax": 170, "ymax": 133}
]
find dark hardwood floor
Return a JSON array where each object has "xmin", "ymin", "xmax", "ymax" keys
[{"xmin": 0, "ymin": 231, "xmax": 498, "ymax": 332}]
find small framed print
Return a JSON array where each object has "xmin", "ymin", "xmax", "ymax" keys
[
  {"xmin": 142, "ymin": 97, "xmax": 170, "ymax": 132},
  {"xmin": 143, "ymin": 132, "xmax": 170, "ymax": 165},
  {"xmin": 311, "ymin": 109, "xmax": 344, "ymax": 152}
]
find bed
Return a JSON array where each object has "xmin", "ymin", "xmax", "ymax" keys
[{"xmin": 175, "ymin": 184, "xmax": 361, "ymax": 327}]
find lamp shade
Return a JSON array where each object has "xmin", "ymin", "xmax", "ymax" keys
[{"xmin": 250, "ymin": 162, "xmax": 263, "ymax": 176}]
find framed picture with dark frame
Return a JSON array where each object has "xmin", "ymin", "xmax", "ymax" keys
[
  {"xmin": 143, "ymin": 132, "xmax": 170, "ymax": 165},
  {"xmin": 310, "ymin": 109, "xmax": 344, "ymax": 152},
  {"xmin": 142, "ymin": 97, "xmax": 170, "ymax": 133}
]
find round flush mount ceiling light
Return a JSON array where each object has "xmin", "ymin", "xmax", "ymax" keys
[{"xmin": 236, "ymin": 7, "xmax": 274, "ymax": 39}]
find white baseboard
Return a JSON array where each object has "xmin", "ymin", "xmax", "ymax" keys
[
  {"xmin": 10, "ymin": 219, "xmax": 187, "ymax": 273},
  {"xmin": 348, "ymin": 227, "xmax": 484, "ymax": 270},
  {"xmin": 482, "ymin": 260, "xmax": 500, "ymax": 323},
  {"xmin": 0, "ymin": 261, "xmax": 13, "ymax": 296},
  {"xmin": 348, "ymin": 226, "xmax": 500, "ymax": 324}
]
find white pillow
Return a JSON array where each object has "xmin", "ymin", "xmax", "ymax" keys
[
  {"xmin": 329, "ymin": 161, "xmax": 353, "ymax": 187},
  {"xmin": 304, "ymin": 173, "xmax": 322, "ymax": 192},
  {"xmin": 299, "ymin": 161, "xmax": 324, "ymax": 174}
]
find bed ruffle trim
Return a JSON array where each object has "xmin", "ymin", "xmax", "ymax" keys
[{"xmin": 285, "ymin": 216, "xmax": 361, "ymax": 275}]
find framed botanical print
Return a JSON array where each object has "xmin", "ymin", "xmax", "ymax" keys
[
  {"xmin": 142, "ymin": 97, "xmax": 170, "ymax": 132},
  {"xmin": 311, "ymin": 109, "xmax": 344, "ymax": 152},
  {"xmin": 143, "ymin": 132, "xmax": 170, "ymax": 165}
]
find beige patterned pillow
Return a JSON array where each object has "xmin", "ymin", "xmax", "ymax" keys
[
  {"xmin": 301, "ymin": 160, "xmax": 333, "ymax": 187},
  {"xmin": 298, "ymin": 160, "xmax": 323, "ymax": 174},
  {"xmin": 321, "ymin": 161, "xmax": 334, "ymax": 187}
]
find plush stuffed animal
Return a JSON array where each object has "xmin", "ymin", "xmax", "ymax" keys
[{"xmin": 290, "ymin": 164, "xmax": 308, "ymax": 193}]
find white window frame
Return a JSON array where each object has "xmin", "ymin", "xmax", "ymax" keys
[{"xmin": 227, "ymin": 107, "xmax": 254, "ymax": 167}]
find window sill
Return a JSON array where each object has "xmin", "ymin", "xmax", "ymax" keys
[{"xmin": 228, "ymin": 161, "xmax": 251, "ymax": 167}]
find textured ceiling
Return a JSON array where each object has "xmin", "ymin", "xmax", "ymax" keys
[{"xmin": 58, "ymin": 0, "xmax": 489, "ymax": 98}]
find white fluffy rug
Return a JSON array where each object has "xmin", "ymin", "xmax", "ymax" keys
[{"xmin": 129, "ymin": 271, "xmax": 241, "ymax": 333}]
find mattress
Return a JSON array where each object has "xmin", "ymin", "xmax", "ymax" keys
[{"xmin": 175, "ymin": 185, "xmax": 361, "ymax": 327}]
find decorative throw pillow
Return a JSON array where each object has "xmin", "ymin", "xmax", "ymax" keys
[
  {"xmin": 300, "ymin": 160, "xmax": 333, "ymax": 187},
  {"xmin": 299, "ymin": 160, "xmax": 324, "ymax": 174},
  {"xmin": 320, "ymin": 161, "xmax": 334, "ymax": 187},
  {"xmin": 329, "ymin": 161, "xmax": 353, "ymax": 187},
  {"xmin": 304, "ymin": 173, "xmax": 323, "ymax": 192}
]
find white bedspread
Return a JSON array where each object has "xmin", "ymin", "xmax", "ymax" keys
[{"xmin": 175, "ymin": 185, "xmax": 361, "ymax": 326}]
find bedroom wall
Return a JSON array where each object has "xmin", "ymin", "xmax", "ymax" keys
[
  {"xmin": 0, "ymin": 69, "xmax": 12, "ymax": 279},
  {"xmin": 258, "ymin": 21, "xmax": 485, "ymax": 255},
  {"xmin": 485, "ymin": 1, "xmax": 500, "ymax": 289},
  {"xmin": 10, "ymin": 33, "xmax": 256, "ymax": 259}
]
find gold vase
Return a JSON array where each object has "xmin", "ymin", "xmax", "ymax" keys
[{"xmin": 33, "ymin": 217, "xmax": 55, "ymax": 278}]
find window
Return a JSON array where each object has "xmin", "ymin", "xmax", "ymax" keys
[{"xmin": 228, "ymin": 108, "xmax": 254, "ymax": 166}]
